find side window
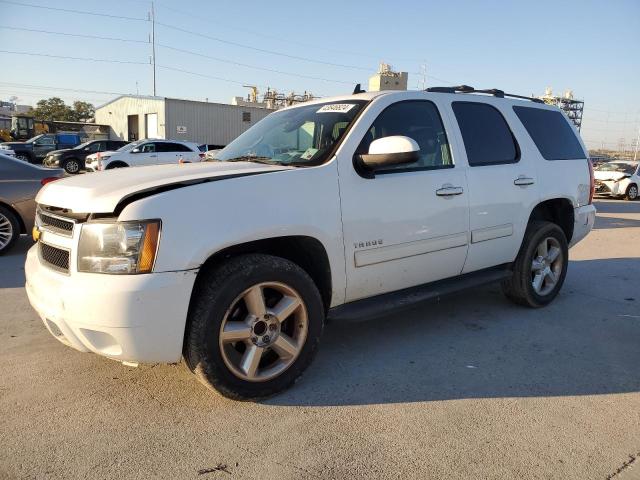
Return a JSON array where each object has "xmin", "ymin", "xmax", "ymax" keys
[
  {"xmin": 140, "ymin": 143, "xmax": 156, "ymax": 153},
  {"xmin": 513, "ymin": 106, "xmax": 586, "ymax": 160},
  {"xmin": 357, "ymin": 100, "xmax": 453, "ymax": 173},
  {"xmin": 452, "ymin": 102, "xmax": 518, "ymax": 166},
  {"xmin": 87, "ymin": 142, "xmax": 103, "ymax": 152},
  {"xmin": 158, "ymin": 142, "xmax": 191, "ymax": 152}
]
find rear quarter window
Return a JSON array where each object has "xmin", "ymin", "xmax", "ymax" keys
[{"xmin": 513, "ymin": 106, "xmax": 586, "ymax": 160}]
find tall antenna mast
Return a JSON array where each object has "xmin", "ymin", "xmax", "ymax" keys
[{"xmin": 150, "ymin": 1, "xmax": 156, "ymax": 96}]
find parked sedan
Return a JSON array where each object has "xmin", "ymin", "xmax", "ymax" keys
[
  {"xmin": 84, "ymin": 139, "xmax": 202, "ymax": 171},
  {"xmin": 0, "ymin": 153, "xmax": 65, "ymax": 254},
  {"xmin": 43, "ymin": 139, "xmax": 129, "ymax": 174}
]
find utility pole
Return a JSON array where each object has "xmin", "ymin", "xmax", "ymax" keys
[
  {"xmin": 150, "ymin": 1, "xmax": 156, "ymax": 96},
  {"xmin": 634, "ymin": 124, "xmax": 639, "ymax": 161}
]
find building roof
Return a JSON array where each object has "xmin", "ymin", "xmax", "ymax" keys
[{"xmin": 95, "ymin": 95, "xmax": 274, "ymax": 111}]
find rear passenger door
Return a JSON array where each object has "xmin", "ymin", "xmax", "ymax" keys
[
  {"xmin": 449, "ymin": 101, "xmax": 539, "ymax": 273},
  {"xmin": 156, "ymin": 142, "xmax": 193, "ymax": 164}
]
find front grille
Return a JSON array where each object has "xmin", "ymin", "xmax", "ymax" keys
[
  {"xmin": 40, "ymin": 242, "xmax": 70, "ymax": 273},
  {"xmin": 38, "ymin": 212, "xmax": 74, "ymax": 236},
  {"xmin": 595, "ymin": 181, "xmax": 610, "ymax": 193}
]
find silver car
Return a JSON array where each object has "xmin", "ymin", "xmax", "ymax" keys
[{"xmin": 0, "ymin": 153, "xmax": 65, "ymax": 254}]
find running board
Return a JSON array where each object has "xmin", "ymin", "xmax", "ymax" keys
[{"xmin": 328, "ymin": 265, "xmax": 512, "ymax": 322}]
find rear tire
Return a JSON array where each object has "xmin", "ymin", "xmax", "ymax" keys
[
  {"xmin": 0, "ymin": 206, "xmax": 20, "ymax": 255},
  {"xmin": 626, "ymin": 183, "xmax": 638, "ymax": 201},
  {"xmin": 502, "ymin": 221, "xmax": 568, "ymax": 308},
  {"xmin": 15, "ymin": 154, "xmax": 30, "ymax": 163},
  {"xmin": 185, "ymin": 254, "xmax": 324, "ymax": 400}
]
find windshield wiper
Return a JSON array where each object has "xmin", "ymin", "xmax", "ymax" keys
[{"xmin": 223, "ymin": 156, "xmax": 281, "ymax": 165}]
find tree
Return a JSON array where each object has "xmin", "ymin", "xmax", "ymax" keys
[
  {"xmin": 72, "ymin": 101, "xmax": 95, "ymax": 122},
  {"xmin": 27, "ymin": 97, "xmax": 95, "ymax": 122}
]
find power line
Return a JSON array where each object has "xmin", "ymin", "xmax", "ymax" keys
[
  {"xmin": 0, "ymin": 81, "xmax": 133, "ymax": 96},
  {"xmin": 0, "ymin": 25, "xmax": 148, "ymax": 44},
  {"xmin": 154, "ymin": 21, "xmax": 373, "ymax": 73},
  {"xmin": 157, "ymin": 44, "xmax": 351, "ymax": 85},
  {"xmin": 153, "ymin": 0, "xmax": 421, "ymax": 64},
  {"xmin": 0, "ymin": 0, "xmax": 148, "ymax": 21},
  {"xmin": 0, "ymin": 49, "xmax": 148, "ymax": 65}
]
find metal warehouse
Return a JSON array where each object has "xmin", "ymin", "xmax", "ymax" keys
[{"xmin": 94, "ymin": 95, "xmax": 274, "ymax": 146}]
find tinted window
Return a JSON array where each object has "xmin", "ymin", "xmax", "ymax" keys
[
  {"xmin": 513, "ymin": 106, "xmax": 585, "ymax": 160},
  {"xmin": 140, "ymin": 143, "xmax": 156, "ymax": 153},
  {"xmin": 452, "ymin": 102, "xmax": 518, "ymax": 166},
  {"xmin": 157, "ymin": 142, "xmax": 191, "ymax": 152},
  {"xmin": 357, "ymin": 100, "xmax": 452, "ymax": 173}
]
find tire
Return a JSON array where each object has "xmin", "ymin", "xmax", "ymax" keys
[
  {"xmin": 0, "ymin": 205, "xmax": 20, "ymax": 255},
  {"xmin": 15, "ymin": 154, "xmax": 30, "ymax": 163},
  {"xmin": 62, "ymin": 158, "xmax": 81, "ymax": 174},
  {"xmin": 626, "ymin": 183, "xmax": 638, "ymax": 201},
  {"xmin": 501, "ymin": 221, "xmax": 569, "ymax": 308},
  {"xmin": 105, "ymin": 161, "xmax": 128, "ymax": 169},
  {"xmin": 185, "ymin": 253, "xmax": 324, "ymax": 400}
]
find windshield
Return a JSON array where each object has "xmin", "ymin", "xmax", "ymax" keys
[
  {"xmin": 214, "ymin": 100, "xmax": 367, "ymax": 166},
  {"xmin": 596, "ymin": 162, "xmax": 637, "ymax": 175},
  {"xmin": 25, "ymin": 134, "xmax": 43, "ymax": 144},
  {"xmin": 74, "ymin": 141, "xmax": 93, "ymax": 150}
]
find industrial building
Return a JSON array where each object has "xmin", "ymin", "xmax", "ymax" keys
[{"xmin": 94, "ymin": 95, "xmax": 274, "ymax": 146}]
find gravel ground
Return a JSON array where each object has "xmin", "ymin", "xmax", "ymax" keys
[{"xmin": 1, "ymin": 199, "xmax": 639, "ymax": 480}]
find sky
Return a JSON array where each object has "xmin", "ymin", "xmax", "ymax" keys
[{"xmin": 1, "ymin": 0, "xmax": 639, "ymax": 151}]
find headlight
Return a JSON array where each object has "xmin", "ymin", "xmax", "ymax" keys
[{"xmin": 78, "ymin": 220, "xmax": 161, "ymax": 274}]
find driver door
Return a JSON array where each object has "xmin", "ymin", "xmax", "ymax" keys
[{"xmin": 337, "ymin": 96, "xmax": 470, "ymax": 302}]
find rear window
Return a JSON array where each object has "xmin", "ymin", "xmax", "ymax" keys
[
  {"xmin": 513, "ymin": 106, "xmax": 585, "ymax": 160},
  {"xmin": 452, "ymin": 102, "xmax": 518, "ymax": 166}
]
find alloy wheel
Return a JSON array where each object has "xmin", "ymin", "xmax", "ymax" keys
[
  {"xmin": 65, "ymin": 160, "xmax": 80, "ymax": 173},
  {"xmin": 531, "ymin": 237, "xmax": 563, "ymax": 296},
  {"xmin": 0, "ymin": 213, "xmax": 13, "ymax": 250},
  {"xmin": 219, "ymin": 282, "xmax": 308, "ymax": 382},
  {"xmin": 629, "ymin": 185, "xmax": 638, "ymax": 200}
]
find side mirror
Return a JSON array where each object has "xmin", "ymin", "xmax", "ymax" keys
[
  {"xmin": 356, "ymin": 136, "xmax": 419, "ymax": 177},
  {"xmin": 131, "ymin": 147, "xmax": 140, "ymax": 153}
]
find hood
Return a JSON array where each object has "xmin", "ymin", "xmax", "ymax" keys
[
  {"xmin": 86, "ymin": 150, "xmax": 117, "ymax": 160},
  {"xmin": 594, "ymin": 170, "xmax": 630, "ymax": 181},
  {"xmin": 47, "ymin": 148, "xmax": 71, "ymax": 156},
  {"xmin": 1, "ymin": 142, "xmax": 30, "ymax": 149},
  {"xmin": 36, "ymin": 161, "xmax": 291, "ymax": 213}
]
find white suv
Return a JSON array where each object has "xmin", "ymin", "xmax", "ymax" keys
[
  {"xmin": 26, "ymin": 87, "xmax": 596, "ymax": 400},
  {"xmin": 84, "ymin": 139, "xmax": 202, "ymax": 171}
]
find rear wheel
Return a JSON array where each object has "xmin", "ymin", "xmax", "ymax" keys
[
  {"xmin": 15, "ymin": 154, "xmax": 30, "ymax": 163},
  {"xmin": 502, "ymin": 221, "xmax": 568, "ymax": 308},
  {"xmin": 0, "ymin": 206, "xmax": 20, "ymax": 255},
  {"xmin": 626, "ymin": 183, "xmax": 638, "ymax": 201},
  {"xmin": 185, "ymin": 254, "xmax": 324, "ymax": 400}
]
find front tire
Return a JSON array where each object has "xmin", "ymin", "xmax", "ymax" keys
[
  {"xmin": 626, "ymin": 183, "xmax": 638, "ymax": 201},
  {"xmin": 502, "ymin": 221, "xmax": 569, "ymax": 308},
  {"xmin": 0, "ymin": 206, "xmax": 20, "ymax": 255},
  {"xmin": 185, "ymin": 254, "xmax": 324, "ymax": 400},
  {"xmin": 62, "ymin": 158, "xmax": 81, "ymax": 174}
]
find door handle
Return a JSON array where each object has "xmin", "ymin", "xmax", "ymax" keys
[
  {"xmin": 436, "ymin": 185, "xmax": 464, "ymax": 197},
  {"xmin": 514, "ymin": 176, "xmax": 535, "ymax": 186}
]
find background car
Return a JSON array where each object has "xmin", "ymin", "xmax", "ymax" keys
[
  {"xmin": 84, "ymin": 139, "xmax": 202, "ymax": 171},
  {"xmin": 0, "ymin": 153, "xmax": 64, "ymax": 254},
  {"xmin": 1, "ymin": 132, "xmax": 83, "ymax": 163},
  {"xmin": 43, "ymin": 139, "xmax": 129, "ymax": 174},
  {"xmin": 594, "ymin": 160, "xmax": 639, "ymax": 200}
]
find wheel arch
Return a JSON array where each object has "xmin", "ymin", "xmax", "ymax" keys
[
  {"xmin": 194, "ymin": 235, "xmax": 333, "ymax": 312},
  {"xmin": 105, "ymin": 161, "xmax": 129, "ymax": 169},
  {"xmin": 0, "ymin": 200, "xmax": 26, "ymax": 234},
  {"xmin": 527, "ymin": 198, "xmax": 574, "ymax": 242}
]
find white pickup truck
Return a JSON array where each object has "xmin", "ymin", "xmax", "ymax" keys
[{"xmin": 26, "ymin": 87, "xmax": 596, "ymax": 399}]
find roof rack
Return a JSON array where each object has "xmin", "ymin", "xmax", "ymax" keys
[{"xmin": 425, "ymin": 85, "xmax": 544, "ymax": 104}]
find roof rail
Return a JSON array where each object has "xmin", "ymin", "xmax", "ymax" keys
[{"xmin": 425, "ymin": 85, "xmax": 544, "ymax": 104}]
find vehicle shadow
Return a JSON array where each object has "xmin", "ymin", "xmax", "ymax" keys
[
  {"xmin": 0, "ymin": 236, "xmax": 32, "ymax": 288},
  {"xmin": 268, "ymin": 257, "xmax": 640, "ymax": 407},
  {"xmin": 593, "ymin": 199, "xmax": 640, "ymax": 215},
  {"xmin": 594, "ymin": 215, "xmax": 640, "ymax": 229}
]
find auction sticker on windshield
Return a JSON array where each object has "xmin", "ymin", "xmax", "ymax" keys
[{"xmin": 317, "ymin": 104, "xmax": 356, "ymax": 113}]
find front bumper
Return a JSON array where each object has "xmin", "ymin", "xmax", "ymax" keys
[
  {"xmin": 594, "ymin": 179, "xmax": 630, "ymax": 197},
  {"xmin": 25, "ymin": 245, "xmax": 197, "ymax": 363},
  {"xmin": 569, "ymin": 204, "xmax": 596, "ymax": 247}
]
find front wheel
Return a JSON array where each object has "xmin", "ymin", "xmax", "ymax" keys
[
  {"xmin": 185, "ymin": 254, "xmax": 324, "ymax": 400},
  {"xmin": 626, "ymin": 184, "xmax": 638, "ymax": 201},
  {"xmin": 502, "ymin": 221, "xmax": 569, "ymax": 308},
  {"xmin": 0, "ymin": 206, "xmax": 20, "ymax": 255},
  {"xmin": 62, "ymin": 158, "xmax": 81, "ymax": 174}
]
